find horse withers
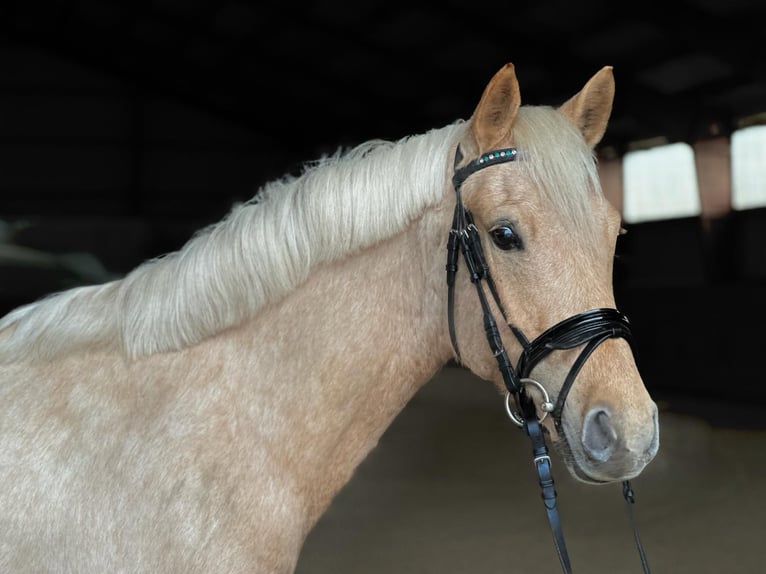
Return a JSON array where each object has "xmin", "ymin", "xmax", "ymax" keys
[{"xmin": 0, "ymin": 63, "xmax": 658, "ymax": 573}]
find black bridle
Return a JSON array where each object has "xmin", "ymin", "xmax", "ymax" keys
[{"xmin": 446, "ymin": 145, "xmax": 651, "ymax": 574}]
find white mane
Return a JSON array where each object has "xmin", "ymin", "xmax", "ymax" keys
[
  {"xmin": 0, "ymin": 106, "xmax": 605, "ymax": 363},
  {"xmin": 0, "ymin": 122, "xmax": 466, "ymax": 361}
]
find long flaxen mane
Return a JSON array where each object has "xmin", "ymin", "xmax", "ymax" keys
[{"xmin": 0, "ymin": 107, "xmax": 603, "ymax": 363}]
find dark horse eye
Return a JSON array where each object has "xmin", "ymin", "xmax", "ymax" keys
[{"xmin": 490, "ymin": 225, "xmax": 523, "ymax": 251}]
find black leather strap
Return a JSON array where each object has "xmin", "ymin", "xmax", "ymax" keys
[
  {"xmin": 524, "ymin": 413, "xmax": 572, "ymax": 573},
  {"xmin": 473, "ymin": 280, "xmax": 522, "ymax": 395},
  {"xmin": 623, "ymin": 481, "xmax": 652, "ymax": 573},
  {"xmin": 516, "ymin": 308, "xmax": 633, "ymax": 377},
  {"xmin": 514, "ymin": 308, "xmax": 634, "ymax": 431},
  {"xmin": 446, "ymin": 209, "xmax": 461, "ymax": 361},
  {"xmin": 447, "ymin": 146, "xmax": 524, "ymax": 366},
  {"xmin": 445, "ymin": 144, "xmax": 651, "ymax": 573}
]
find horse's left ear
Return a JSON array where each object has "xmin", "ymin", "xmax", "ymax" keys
[{"xmin": 558, "ymin": 66, "xmax": 615, "ymax": 148}]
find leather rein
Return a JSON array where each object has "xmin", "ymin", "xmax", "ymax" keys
[{"xmin": 445, "ymin": 145, "xmax": 651, "ymax": 573}]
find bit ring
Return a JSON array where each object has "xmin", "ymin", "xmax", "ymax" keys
[{"xmin": 504, "ymin": 378, "xmax": 554, "ymax": 427}]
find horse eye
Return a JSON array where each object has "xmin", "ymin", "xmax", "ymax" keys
[{"xmin": 490, "ymin": 225, "xmax": 522, "ymax": 251}]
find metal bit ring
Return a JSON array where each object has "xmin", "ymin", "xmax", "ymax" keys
[{"xmin": 504, "ymin": 378, "xmax": 555, "ymax": 427}]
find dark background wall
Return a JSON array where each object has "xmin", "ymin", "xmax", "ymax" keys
[
  {"xmin": 1, "ymin": 1, "xmax": 765, "ymax": 412},
  {"xmin": 0, "ymin": 42, "xmax": 284, "ymax": 316},
  {"xmin": 614, "ymin": 211, "xmax": 766, "ymax": 412}
]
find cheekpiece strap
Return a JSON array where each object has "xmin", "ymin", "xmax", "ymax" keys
[{"xmin": 447, "ymin": 145, "xmax": 521, "ymax": 367}]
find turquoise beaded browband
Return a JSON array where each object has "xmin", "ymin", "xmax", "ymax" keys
[
  {"xmin": 478, "ymin": 148, "xmax": 517, "ymax": 164},
  {"xmin": 452, "ymin": 146, "xmax": 518, "ymax": 190}
]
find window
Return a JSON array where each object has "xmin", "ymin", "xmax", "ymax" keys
[
  {"xmin": 731, "ymin": 124, "xmax": 766, "ymax": 210},
  {"xmin": 622, "ymin": 142, "xmax": 701, "ymax": 223}
]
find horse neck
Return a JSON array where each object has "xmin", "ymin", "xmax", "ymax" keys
[{"xmin": 218, "ymin": 204, "xmax": 454, "ymax": 526}]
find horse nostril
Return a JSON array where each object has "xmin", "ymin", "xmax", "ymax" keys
[{"xmin": 582, "ymin": 408, "xmax": 617, "ymax": 462}]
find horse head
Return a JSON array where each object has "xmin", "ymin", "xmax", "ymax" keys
[{"xmin": 448, "ymin": 63, "xmax": 659, "ymax": 484}]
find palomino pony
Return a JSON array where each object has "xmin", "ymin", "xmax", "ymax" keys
[{"xmin": 0, "ymin": 63, "xmax": 658, "ymax": 573}]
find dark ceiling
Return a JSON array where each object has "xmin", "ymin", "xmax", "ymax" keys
[{"xmin": 4, "ymin": 0, "xmax": 766, "ymax": 160}]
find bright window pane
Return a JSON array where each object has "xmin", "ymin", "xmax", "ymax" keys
[
  {"xmin": 731, "ymin": 125, "xmax": 766, "ymax": 210},
  {"xmin": 622, "ymin": 142, "xmax": 701, "ymax": 223}
]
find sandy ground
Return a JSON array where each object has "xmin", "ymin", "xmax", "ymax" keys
[{"xmin": 295, "ymin": 366, "xmax": 766, "ymax": 574}]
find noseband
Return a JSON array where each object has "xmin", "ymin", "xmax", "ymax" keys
[{"xmin": 445, "ymin": 145, "xmax": 650, "ymax": 573}]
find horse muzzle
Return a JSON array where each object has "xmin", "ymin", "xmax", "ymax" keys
[{"xmin": 565, "ymin": 401, "xmax": 660, "ymax": 483}]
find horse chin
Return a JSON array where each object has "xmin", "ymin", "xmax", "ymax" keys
[{"xmin": 567, "ymin": 459, "xmax": 612, "ymax": 485}]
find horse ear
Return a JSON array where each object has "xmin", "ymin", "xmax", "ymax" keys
[
  {"xmin": 469, "ymin": 63, "xmax": 521, "ymax": 153},
  {"xmin": 558, "ymin": 66, "xmax": 615, "ymax": 148}
]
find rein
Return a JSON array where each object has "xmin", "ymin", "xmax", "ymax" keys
[{"xmin": 445, "ymin": 145, "xmax": 651, "ymax": 573}]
